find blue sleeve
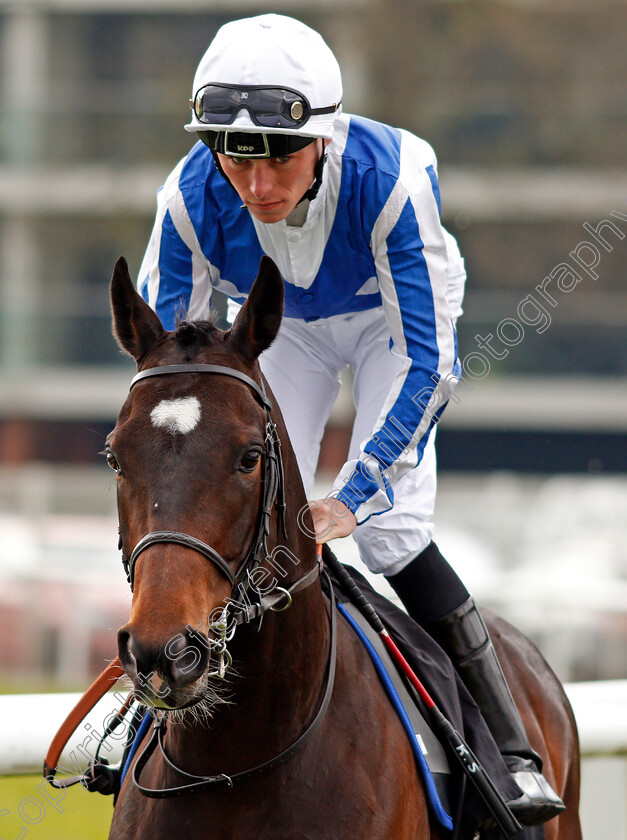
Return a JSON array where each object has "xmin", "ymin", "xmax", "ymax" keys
[
  {"xmin": 334, "ymin": 142, "xmax": 460, "ymax": 522},
  {"xmin": 151, "ymin": 210, "xmax": 193, "ymax": 330},
  {"xmin": 137, "ymin": 149, "xmax": 215, "ymax": 331}
]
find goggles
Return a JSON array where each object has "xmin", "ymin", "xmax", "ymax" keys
[{"xmin": 191, "ymin": 83, "xmax": 340, "ymax": 129}]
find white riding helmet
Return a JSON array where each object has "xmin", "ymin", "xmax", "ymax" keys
[{"xmin": 184, "ymin": 14, "xmax": 343, "ymax": 145}]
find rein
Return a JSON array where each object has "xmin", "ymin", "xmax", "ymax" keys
[
  {"xmin": 43, "ymin": 657, "xmax": 127, "ymax": 788},
  {"xmin": 132, "ymin": 571, "xmax": 337, "ymax": 798}
]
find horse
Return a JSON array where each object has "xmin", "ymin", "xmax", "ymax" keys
[{"xmin": 105, "ymin": 255, "xmax": 581, "ymax": 840}]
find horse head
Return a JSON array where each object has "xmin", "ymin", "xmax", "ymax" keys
[{"xmin": 107, "ymin": 255, "xmax": 310, "ymax": 712}]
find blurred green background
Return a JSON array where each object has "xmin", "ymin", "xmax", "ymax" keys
[{"xmin": 2, "ymin": 776, "xmax": 110, "ymax": 840}]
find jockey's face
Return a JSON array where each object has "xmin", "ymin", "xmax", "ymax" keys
[{"xmin": 217, "ymin": 139, "xmax": 326, "ymax": 223}]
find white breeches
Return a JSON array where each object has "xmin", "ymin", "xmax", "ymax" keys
[{"xmin": 259, "ymin": 307, "xmax": 437, "ymax": 576}]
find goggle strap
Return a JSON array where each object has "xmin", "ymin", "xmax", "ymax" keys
[{"xmin": 309, "ymin": 102, "xmax": 341, "ymax": 116}]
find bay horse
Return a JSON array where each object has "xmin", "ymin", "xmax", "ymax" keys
[{"xmin": 106, "ymin": 255, "xmax": 581, "ymax": 840}]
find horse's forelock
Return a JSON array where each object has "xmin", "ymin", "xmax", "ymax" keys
[{"xmin": 174, "ymin": 318, "xmax": 221, "ymax": 349}]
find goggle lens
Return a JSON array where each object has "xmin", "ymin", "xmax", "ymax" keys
[{"xmin": 192, "ymin": 84, "xmax": 337, "ymax": 129}]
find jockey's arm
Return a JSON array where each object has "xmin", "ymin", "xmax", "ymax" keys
[{"xmin": 330, "ymin": 137, "xmax": 463, "ymax": 528}]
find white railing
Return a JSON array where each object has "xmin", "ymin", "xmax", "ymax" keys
[
  {"xmin": 0, "ymin": 682, "xmax": 626, "ymax": 835},
  {"xmin": 565, "ymin": 681, "xmax": 627, "ymax": 839}
]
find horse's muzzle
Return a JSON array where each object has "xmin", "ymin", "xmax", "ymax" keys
[{"xmin": 117, "ymin": 624, "xmax": 211, "ymax": 709}]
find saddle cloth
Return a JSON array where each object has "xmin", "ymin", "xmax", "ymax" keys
[{"xmin": 328, "ymin": 565, "xmax": 546, "ymax": 840}]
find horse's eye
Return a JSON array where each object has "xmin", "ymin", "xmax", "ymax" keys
[
  {"xmin": 105, "ymin": 450, "xmax": 121, "ymax": 474},
  {"xmin": 239, "ymin": 448, "xmax": 262, "ymax": 473}
]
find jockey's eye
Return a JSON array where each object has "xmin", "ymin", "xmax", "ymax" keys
[{"xmin": 239, "ymin": 448, "xmax": 262, "ymax": 473}]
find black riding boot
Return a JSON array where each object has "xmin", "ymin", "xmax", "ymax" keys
[{"xmin": 387, "ymin": 543, "xmax": 565, "ymax": 827}]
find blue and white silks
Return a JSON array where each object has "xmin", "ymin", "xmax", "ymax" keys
[{"xmin": 138, "ymin": 113, "xmax": 465, "ymax": 524}]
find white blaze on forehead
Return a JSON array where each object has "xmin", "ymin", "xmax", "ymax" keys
[{"xmin": 150, "ymin": 397, "xmax": 201, "ymax": 435}]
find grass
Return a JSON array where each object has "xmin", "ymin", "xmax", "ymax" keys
[
  {"xmin": 0, "ymin": 775, "xmax": 113, "ymax": 839},
  {"xmin": 0, "ymin": 675, "xmax": 119, "ymax": 837}
]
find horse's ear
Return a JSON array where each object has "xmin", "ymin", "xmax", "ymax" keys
[
  {"xmin": 110, "ymin": 257, "xmax": 165, "ymax": 361},
  {"xmin": 230, "ymin": 256, "xmax": 284, "ymax": 361}
]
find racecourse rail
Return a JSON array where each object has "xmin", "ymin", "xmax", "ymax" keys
[{"xmin": 0, "ymin": 681, "xmax": 625, "ymax": 836}]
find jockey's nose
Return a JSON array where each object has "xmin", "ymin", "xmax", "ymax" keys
[
  {"xmin": 249, "ymin": 161, "xmax": 275, "ymax": 199},
  {"xmin": 117, "ymin": 623, "xmax": 210, "ymax": 692}
]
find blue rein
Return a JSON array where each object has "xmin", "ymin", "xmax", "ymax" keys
[{"xmin": 120, "ymin": 712, "xmax": 153, "ymax": 788}]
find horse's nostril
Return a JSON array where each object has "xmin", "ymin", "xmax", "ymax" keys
[
  {"xmin": 164, "ymin": 630, "xmax": 210, "ymax": 687},
  {"xmin": 118, "ymin": 625, "xmax": 162, "ymax": 686},
  {"xmin": 118, "ymin": 624, "xmax": 209, "ymax": 691},
  {"xmin": 117, "ymin": 627, "xmax": 134, "ymax": 670}
]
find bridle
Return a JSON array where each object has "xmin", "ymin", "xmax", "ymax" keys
[
  {"xmin": 116, "ymin": 361, "xmax": 336, "ymax": 798},
  {"xmin": 121, "ymin": 363, "xmax": 287, "ymax": 593}
]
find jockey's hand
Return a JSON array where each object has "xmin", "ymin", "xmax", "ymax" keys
[{"xmin": 307, "ymin": 498, "xmax": 357, "ymax": 543}]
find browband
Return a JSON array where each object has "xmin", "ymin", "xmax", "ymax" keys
[{"xmin": 130, "ymin": 364, "xmax": 272, "ymax": 411}]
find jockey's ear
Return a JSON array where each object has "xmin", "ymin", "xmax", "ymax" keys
[
  {"xmin": 110, "ymin": 256, "xmax": 165, "ymax": 362},
  {"xmin": 229, "ymin": 256, "xmax": 284, "ymax": 361}
]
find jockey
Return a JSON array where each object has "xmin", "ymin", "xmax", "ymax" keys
[{"xmin": 138, "ymin": 13, "xmax": 563, "ymax": 826}]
